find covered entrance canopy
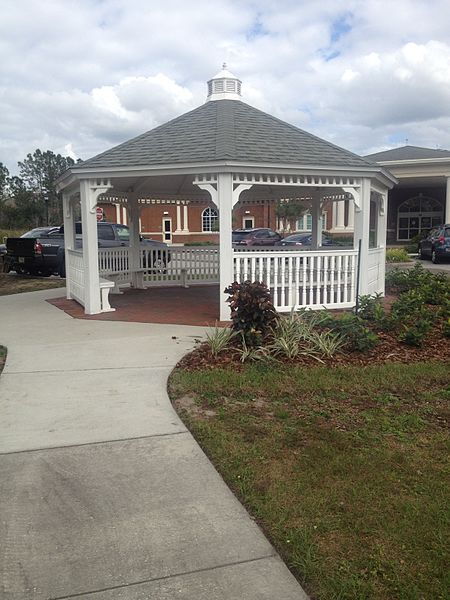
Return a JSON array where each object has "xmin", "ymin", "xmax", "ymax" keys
[{"xmin": 56, "ymin": 66, "xmax": 396, "ymax": 320}]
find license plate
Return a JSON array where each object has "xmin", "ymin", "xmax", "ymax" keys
[{"xmin": 18, "ymin": 257, "xmax": 25, "ymax": 263}]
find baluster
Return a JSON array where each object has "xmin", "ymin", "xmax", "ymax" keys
[
  {"xmin": 302, "ymin": 255, "xmax": 307, "ymax": 306},
  {"xmin": 330, "ymin": 255, "xmax": 335, "ymax": 304},
  {"xmin": 273, "ymin": 255, "xmax": 279, "ymax": 309},
  {"xmin": 287, "ymin": 256, "xmax": 293, "ymax": 308},
  {"xmin": 337, "ymin": 255, "xmax": 342, "ymax": 304},
  {"xmin": 323, "ymin": 255, "xmax": 328, "ymax": 305},
  {"xmin": 309, "ymin": 254, "xmax": 314, "ymax": 307}
]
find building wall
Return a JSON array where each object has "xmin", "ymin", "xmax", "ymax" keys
[{"xmin": 98, "ymin": 199, "xmax": 279, "ymax": 244}]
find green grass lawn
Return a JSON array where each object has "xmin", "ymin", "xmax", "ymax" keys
[
  {"xmin": 170, "ymin": 361, "xmax": 450, "ymax": 600},
  {"xmin": 0, "ymin": 272, "xmax": 65, "ymax": 296}
]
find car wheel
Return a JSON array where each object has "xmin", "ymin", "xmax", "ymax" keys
[{"xmin": 431, "ymin": 249, "xmax": 439, "ymax": 264}]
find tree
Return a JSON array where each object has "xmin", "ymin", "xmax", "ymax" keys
[
  {"xmin": 2, "ymin": 176, "xmax": 41, "ymax": 229},
  {"xmin": 18, "ymin": 149, "xmax": 75, "ymax": 225},
  {"xmin": 275, "ymin": 199, "xmax": 309, "ymax": 231}
]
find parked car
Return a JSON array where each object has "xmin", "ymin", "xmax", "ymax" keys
[
  {"xmin": 278, "ymin": 232, "xmax": 336, "ymax": 247},
  {"xmin": 3, "ymin": 227, "xmax": 64, "ymax": 275},
  {"xmin": 232, "ymin": 228, "xmax": 282, "ymax": 246},
  {"xmin": 4, "ymin": 222, "xmax": 169, "ymax": 277},
  {"xmin": 418, "ymin": 225, "xmax": 450, "ymax": 263},
  {"xmin": 56, "ymin": 222, "xmax": 170, "ymax": 277}
]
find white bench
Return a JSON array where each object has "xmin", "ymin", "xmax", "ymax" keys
[{"xmin": 99, "ymin": 277, "xmax": 116, "ymax": 312}]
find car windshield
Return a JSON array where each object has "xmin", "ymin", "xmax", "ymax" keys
[
  {"xmin": 21, "ymin": 228, "xmax": 52, "ymax": 238},
  {"xmin": 283, "ymin": 234, "xmax": 306, "ymax": 242},
  {"xmin": 115, "ymin": 225, "xmax": 130, "ymax": 241},
  {"xmin": 232, "ymin": 231, "xmax": 252, "ymax": 241}
]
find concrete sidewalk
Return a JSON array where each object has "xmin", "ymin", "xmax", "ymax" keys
[{"xmin": 0, "ymin": 289, "xmax": 307, "ymax": 599}]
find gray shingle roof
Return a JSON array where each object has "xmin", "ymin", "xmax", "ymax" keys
[
  {"xmin": 365, "ymin": 145, "xmax": 450, "ymax": 162},
  {"xmin": 78, "ymin": 100, "xmax": 374, "ymax": 170}
]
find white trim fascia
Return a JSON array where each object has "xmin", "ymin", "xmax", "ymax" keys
[
  {"xmin": 58, "ymin": 162, "xmax": 396, "ymax": 190},
  {"xmin": 376, "ymin": 157, "xmax": 450, "ymax": 167}
]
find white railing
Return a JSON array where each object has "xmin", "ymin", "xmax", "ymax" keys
[
  {"xmin": 67, "ymin": 249, "xmax": 85, "ymax": 305},
  {"xmin": 233, "ymin": 249, "xmax": 359, "ymax": 311},
  {"xmin": 367, "ymin": 247, "xmax": 385, "ymax": 296},
  {"xmin": 97, "ymin": 246, "xmax": 219, "ymax": 287},
  {"xmin": 162, "ymin": 246, "xmax": 219, "ymax": 285}
]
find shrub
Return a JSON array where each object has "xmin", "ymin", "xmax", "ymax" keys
[
  {"xmin": 224, "ymin": 281, "xmax": 278, "ymax": 346},
  {"xmin": 390, "ymin": 290, "xmax": 434, "ymax": 346},
  {"xmin": 386, "ymin": 248, "xmax": 411, "ymax": 263},
  {"xmin": 183, "ymin": 241, "xmax": 218, "ymax": 247},
  {"xmin": 320, "ymin": 312, "xmax": 379, "ymax": 352},
  {"xmin": 386, "ymin": 264, "xmax": 450, "ymax": 304},
  {"xmin": 267, "ymin": 311, "xmax": 345, "ymax": 361},
  {"xmin": 205, "ymin": 325, "xmax": 237, "ymax": 356},
  {"xmin": 357, "ymin": 295, "xmax": 394, "ymax": 331}
]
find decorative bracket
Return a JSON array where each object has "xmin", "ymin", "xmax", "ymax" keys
[
  {"xmin": 342, "ymin": 187, "xmax": 361, "ymax": 212},
  {"xmin": 379, "ymin": 192, "xmax": 386, "ymax": 216},
  {"xmin": 232, "ymin": 183, "xmax": 253, "ymax": 207},
  {"xmin": 88, "ymin": 179, "xmax": 113, "ymax": 214},
  {"xmin": 196, "ymin": 183, "xmax": 218, "ymax": 207}
]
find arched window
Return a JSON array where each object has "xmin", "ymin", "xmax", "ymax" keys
[
  {"xmin": 397, "ymin": 195, "xmax": 443, "ymax": 241},
  {"xmin": 202, "ymin": 207, "xmax": 218, "ymax": 232}
]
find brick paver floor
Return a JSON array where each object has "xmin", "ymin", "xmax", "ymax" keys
[{"xmin": 48, "ymin": 284, "xmax": 222, "ymax": 326}]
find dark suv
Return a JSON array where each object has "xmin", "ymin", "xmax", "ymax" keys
[
  {"xmin": 418, "ymin": 225, "xmax": 450, "ymax": 263},
  {"xmin": 232, "ymin": 228, "xmax": 281, "ymax": 246}
]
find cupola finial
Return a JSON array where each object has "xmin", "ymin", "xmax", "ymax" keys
[{"xmin": 206, "ymin": 64, "xmax": 242, "ymax": 102}]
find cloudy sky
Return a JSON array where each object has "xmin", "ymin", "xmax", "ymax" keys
[{"xmin": 1, "ymin": 0, "xmax": 450, "ymax": 173}]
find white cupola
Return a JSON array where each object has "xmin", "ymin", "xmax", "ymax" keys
[{"xmin": 207, "ymin": 63, "xmax": 242, "ymax": 101}]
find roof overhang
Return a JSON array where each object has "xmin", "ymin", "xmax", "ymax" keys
[{"xmin": 57, "ymin": 160, "xmax": 397, "ymax": 194}]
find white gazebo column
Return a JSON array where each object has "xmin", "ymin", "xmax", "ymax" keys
[
  {"xmin": 347, "ymin": 199, "xmax": 355, "ymax": 230},
  {"xmin": 377, "ymin": 190, "xmax": 388, "ymax": 295},
  {"xmin": 353, "ymin": 178, "xmax": 371, "ymax": 296},
  {"xmin": 311, "ymin": 200, "xmax": 323, "ymax": 248},
  {"xmin": 62, "ymin": 191, "xmax": 76, "ymax": 300},
  {"xmin": 218, "ymin": 173, "xmax": 234, "ymax": 321},
  {"xmin": 128, "ymin": 197, "xmax": 144, "ymax": 289},
  {"xmin": 175, "ymin": 203, "xmax": 182, "ymax": 233},
  {"xmin": 446, "ymin": 176, "xmax": 450, "ymax": 223},
  {"xmin": 183, "ymin": 204, "xmax": 189, "ymax": 232},
  {"xmin": 80, "ymin": 179, "xmax": 101, "ymax": 314},
  {"xmin": 334, "ymin": 200, "xmax": 345, "ymax": 230}
]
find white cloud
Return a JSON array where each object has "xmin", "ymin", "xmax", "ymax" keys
[{"xmin": 1, "ymin": 0, "xmax": 450, "ymax": 172}]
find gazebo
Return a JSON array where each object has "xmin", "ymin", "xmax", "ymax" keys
[{"xmin": 56, "ymin": 66, "xmax": 396, "ymax": 321}]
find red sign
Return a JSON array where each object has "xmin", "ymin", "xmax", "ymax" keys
[{"xmin": 96, "ymin": 207, "xmax": 104, "ymax": 222}]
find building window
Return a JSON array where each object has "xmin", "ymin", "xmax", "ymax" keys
[
  {"xmin": 397, "ymin": 195, "xmax": 443, "ymax": 241},
  {"xmin": 296, "ymin": 212, "xmax": 324, "ymax": 232},
  {"xmin": 202, "ymin": 207, "xmax": 219, "ymax": 232}
]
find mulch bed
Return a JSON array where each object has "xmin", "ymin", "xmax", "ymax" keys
[
  {"xmin": 178, "ymin": 328, "xmax": 449, "ymax": 371},
  {"xmin": 178, "ymin": 293, "xmax": 450, "ymax": 371}
]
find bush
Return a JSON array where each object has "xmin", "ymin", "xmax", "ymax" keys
[
  {"xmin": 357, "ymin": 294, "xmax": 394, "ymax": 331},
  {"xmin": 386, "ymin": 264, "xmax": 450, "ymax": 305},
  {"xmin": 390, "ymin": 290, "xmax": 434, "ymax": 347},
  {"xmin": 224, "ymin": 281, "xmax": 278, "ymax": 346},
  {"xmin": 183, "ymin": 241, "xmax": 218, "ymax": 247},
  {"xmin": 205, "ymin": 326, "xmax": 237, "ymax": 356},
  {"xmin": 386, "ymin": 248, "xmax": 411, "ymax": 263},
  {"xmin": 320, "ymin": 312, "xmax": 379, "ymax": 352}
]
